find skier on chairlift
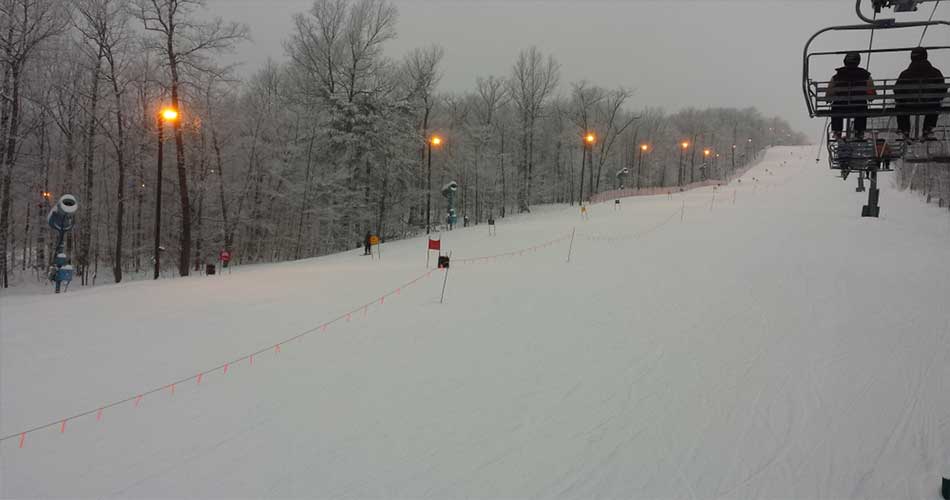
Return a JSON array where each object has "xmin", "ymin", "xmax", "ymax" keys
[
  {"xmin": 896, "ymin": 47, "xmax": 947, "ymax": 141},
  {"xmin": 828, "ymin": 52, "xmax": 876, "ymax": 140}
]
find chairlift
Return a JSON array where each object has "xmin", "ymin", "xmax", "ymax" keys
[
  {"xmin": 826, "ymin": 124, "xmax": 903, "ymax": 172},
  {"xmin": 803, "ymin": 0, "xmax": 950, "ymax": 217}
]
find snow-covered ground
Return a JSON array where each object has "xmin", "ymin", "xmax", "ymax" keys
[{"xmin": 3, "ymin": 146, "xmax": 950, "ymax": 498}]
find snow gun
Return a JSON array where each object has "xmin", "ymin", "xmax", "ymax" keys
[
  {"xmin": 616, "ymin": 168, "xmax": 630, "ymax": 189},
  {"xmin": 442, "ymin": 181, "xmax": 459, "ymax": 228},
  {"xmin": 47, "ymin": 194, "xmax": 78, "ymax": 293}
]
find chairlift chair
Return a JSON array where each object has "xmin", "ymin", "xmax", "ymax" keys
[
  {"xmin": 804, "ymin": 0, "xmax": 950, "ymax": 216},
  {"xmin": 826, "ymin": 124, "xmax": 904, "ymax": 171}
]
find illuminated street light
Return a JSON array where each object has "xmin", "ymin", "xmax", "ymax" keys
[
  {"xmin": 154, "ymin": 106, "xmax": 180, "ymax": 280},
  {"xmin": 579, "ymin": 133, "xmax": 597, "ymax": 202},
  {"xmin": 637, "ymin": 144, "xmax": 651, "ymax": 189},
  {"xmin": 426, "ymin": 135, "xmax": 444, "ymax": 234},
  {"xmin": 678, "ymin": 141, "xmax": 690, "ymax": 185}
]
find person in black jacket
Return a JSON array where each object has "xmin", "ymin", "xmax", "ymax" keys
[
  {"xmin": 895, "ymin": 47, "xmax": 947, "ymax": 139},
  {"xmin": 829, "ymin": 52, "xmax": 876, "ymax": 139}
]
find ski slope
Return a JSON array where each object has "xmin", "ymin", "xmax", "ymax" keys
[{"xmin": 2, "ymin": 146, "xmax": 950, "ymax": 498}]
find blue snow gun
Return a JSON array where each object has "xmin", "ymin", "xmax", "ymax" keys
[
  {"xmin": 47, "ymin": 194, "xmax": 78, "ymax": 293},
  {"xmin": 441, "ymin": 181, "xmax": 459, "ymax": 228}
]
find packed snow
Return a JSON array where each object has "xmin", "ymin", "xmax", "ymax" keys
[{"xmin": 2, "ymin": 146, "xmax": 950, "ymax": 498}]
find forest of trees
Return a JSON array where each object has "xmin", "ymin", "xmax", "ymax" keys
[
  {"xmin": 897, "ymin": 161, "xmax": 950, "ymax": 209},
  {"xmin": 0, "ymin": 0, "xmax": 808, "ymax": 289}
]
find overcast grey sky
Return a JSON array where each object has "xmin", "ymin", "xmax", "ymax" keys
[{"xmin": 204, "ymin": 0, "xmax": 950, "ymax": 138}]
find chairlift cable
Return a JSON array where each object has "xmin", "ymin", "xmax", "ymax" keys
[{"xmin": 918, "ymin": 0, "xmax": 942, "ymax": 46}]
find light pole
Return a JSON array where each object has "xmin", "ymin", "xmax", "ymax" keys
[
  {"xmin": 678, "ymin": 141, "xmax": 689, "ymax": 186},
  {"xmin": 703, "ymin": 148, "xmax": 711, "ymax": 180},
  {"xmin": 585, "ymin": 133, "xmax": 595, "ymax": 201},
  {"xmin": 426, "ymin": 135, "xmax": 442, "ymax": 234},
  {"xmin": 637, "ymin": 144, "xmax": 649, "ymax": 189},
  {"xmin": 154, "ymin": 107, "xmax": 178, "ymax": 280}
]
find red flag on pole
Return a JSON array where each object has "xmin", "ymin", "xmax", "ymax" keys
[{"xmin": 428, "ymin": 238, "xmax": 441, "ymax": 250}]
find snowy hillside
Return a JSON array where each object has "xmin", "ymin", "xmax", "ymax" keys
[{"xmin": 2, "ymin": 146, "xmax": 949, "ymax": 498}]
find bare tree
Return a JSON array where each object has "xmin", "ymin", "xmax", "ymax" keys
[
  {"xmin": 135, "ymin": 0, "xmax": 247, "ymax": 276},
  {"xmin": 340, "ymin": 0, "xmax": 396, "ymax": 103},
  {"xmin": 72, "ymin": 0, "xmax": 107, "ymax": 286},
  {"xmin": 0, "ymin": 0, "xmax": 68, "ymax": 288},
  {"xmin": 285, "ymin": 0, "xmax": 346, "ymax": 99},
  {"xmin": 403, "ymin": 44, "xmax": 443, "ymax": 227},
  {"xmin": 569, "ymin": 81, "xmax": 603, "ymax": 202},
  {"xmin": 508, "ymin": 46, "xmax": 559, "ymax": 212},
  {"xmin": 284, "ymin": 0, "xmax": 397, "ymax": 242},
  {"xmin": 591, "ymin": 87, "xmax": 637, "ymax": 193},
  {"xmin": 474, "ymin": 75, "xmax": 507, "ymax": 219},
  {"xmin": 286, "ymin": 0, "xmax": 396, "ymax": 104}
]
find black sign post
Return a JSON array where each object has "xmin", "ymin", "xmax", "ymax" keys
[{"xmin": 439, "ymin": 253, "xmax": 452, "ymax": 304}]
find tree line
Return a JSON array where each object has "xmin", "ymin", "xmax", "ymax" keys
[
  {"xmin": 897, "ymin": 161, "xmax": 950, "ymax": 210},
  {"xmin": 0, "ymin": 0, "xmax": 808, "ymax": 289}
]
